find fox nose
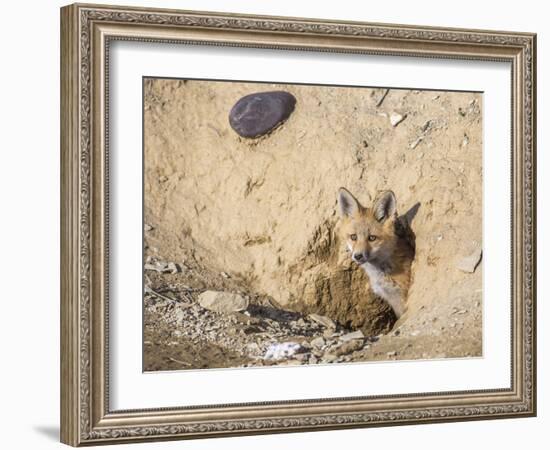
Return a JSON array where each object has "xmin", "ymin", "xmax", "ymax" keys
[{"xmin": 353, "ymin": 252, "xmax": 366, "ymax": 263}]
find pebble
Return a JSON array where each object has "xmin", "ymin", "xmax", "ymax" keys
[
  {"xmin": 229, "ymin": 91, "xmax": 296, "ymax": 138},
  {"xmin": 339, "ymin": 330, "xmax": 364, "ymax": 342},
  {"xmin": 308, "ymin": 313, "xmax": 336, "ymax": 329},
  {"xmin": 456, "ymin": 246, "xmax": 482, "ymax": 273},
  {"xmin": 310, "ymin": 336, "xmax": 325, "ymax": 348},
  {"xmin": 390, "ymin": 112, "xmax": 407, "ymax": 127},
  {"xmin": 144, "ymin": 259, "xmax": 180, "ymax": 274},
  {"xmin": 386, "ymin": 351, "xmax": 398, "ymax": 357},
  {"xmin": 321, "ymin": 354, "xmax": 338, "ymax": 363},
  {"xmin": 324, "ymin": 329, "xmax": 342, "ymax": 339},
  {"xmin": 331, "ymin": 339, "xmax": 364, "ymax": 356},
  {"xmin": 246, "ymin": 342, "xmax": 261, "ymax": 353},
  {"xmin": 280, "ymin": 360, "xmax": 303, "ymax": 366},
  {"xmin": 198, "ymin": 290, "xmax": 249, "ymax": 314}
]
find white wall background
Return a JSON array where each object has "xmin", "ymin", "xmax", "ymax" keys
[{"xmin": 0, "ymin": 0, "xmax": 546, "ymax": 448}]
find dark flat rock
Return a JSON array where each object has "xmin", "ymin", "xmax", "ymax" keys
[{"xmin": 229, "ymin": 91, "xmax": 296, "ymax": 138}]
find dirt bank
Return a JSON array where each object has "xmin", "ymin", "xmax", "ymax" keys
[{"xmin": 143, "ymin": 78, "xmax": 482, "ymax": 370}]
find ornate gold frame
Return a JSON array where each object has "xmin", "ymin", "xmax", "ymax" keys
[{"xmin": 60, "ymin": 2, "xmax": 536, "ymax": 446}]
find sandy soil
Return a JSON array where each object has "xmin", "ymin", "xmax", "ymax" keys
[{"xmin": 143, "ymin": 78, "xmax": 482, "ymax": 371}]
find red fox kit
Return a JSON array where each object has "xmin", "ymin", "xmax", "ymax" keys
[{"xmin": 337, "ymin": 188, "xmax": 415, "ymax": 319}]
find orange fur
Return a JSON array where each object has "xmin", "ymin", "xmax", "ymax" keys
[{"xmin": 337, "ymin": 188, "xmax": 414, "ymax": 318}]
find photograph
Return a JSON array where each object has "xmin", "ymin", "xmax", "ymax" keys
[{"xmin": 142, "ymin": 78, "xmax": 483, "ymax": 371}]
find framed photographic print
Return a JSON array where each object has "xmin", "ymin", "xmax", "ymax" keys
[{"xmin": 60, "ymin": 3, "xmax": 537, "ymax": 446}]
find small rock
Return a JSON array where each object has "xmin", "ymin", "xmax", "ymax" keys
[
  {"xmin": 229, "ymin": 91, "xmax": 296, "ymax": 138},
  {"xmin": 323, "ymin": 329, "xmax": 341, "ymax": 339},
  {"xmin": 220, "ymin": 271, "xmax": 231, "ymax": 279},
  {"xmin": 294, "ymin": 353, "xmax": 310, "ymax": 362},
  {"xmin": 386, "ymin": 351, "xmax": 398, "ymax": 357},
  {"xmin": 310, "ymin": 336, "xmax": 325, "ymax": 348},
  {"xmin": 321, "ymin": 354, "xmax": 338, "ymax": 364},
  {"xmin": 165, "ymin": 262, "xmax": 179, "ymax": 274},
  {"xmin": 308, "ymin": 313, "xmax": 336, "ymax": 329},
  {"xmin": 144, "ymin": 260, "xmax": 180, "ymax": 274},
  {"xmin": 198, "ymin": 290, "xmax": 249, "ymax": 314},
  {"xmin": 390, "ymin": 112, "xmax": 407, "ymax": 127},
  {"xmin": 280, "ymin": 359, "xmax": 303, "ymax": 366},
  {"xmin": 456, "ymin": 246, "xmax": 482, "ymax": 273},
  {"xmin": 245, "ymin": 342, "xmax": 261, "ymax": 354},
  {"xmin": 144, "ymin": 223, "xmax": 154, "ymax": 232},
  {"xmin": 263, "ymin": 342, "xmax": 301, "ymax": 360},
  {"xmin": 339, "ymin": 330, "xmax": 364, "ymax": 342},
  {"xmin": 331, "ymin": 339, "xmax": 364, "ymax": 356}
]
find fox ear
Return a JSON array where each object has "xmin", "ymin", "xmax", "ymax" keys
[
  {"xmin": 338, "ymin": 188, "xmax": 360, "ymax": 217},
  {"xmin": 373, "ymin": 190, "xmax": 397, "ymax": 222}
]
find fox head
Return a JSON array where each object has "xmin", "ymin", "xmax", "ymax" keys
[{"xmin": 337, "ymin": 187, "xmax": 399, "ymax": 266}]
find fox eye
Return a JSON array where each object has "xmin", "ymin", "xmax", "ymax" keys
[
  {"xmin": 368, "ymin": 235, "xmax": 377, "ymax": 242},
  {"xmin": 350, "ymin": 234, "xmax": 357, "ymax": 241}
]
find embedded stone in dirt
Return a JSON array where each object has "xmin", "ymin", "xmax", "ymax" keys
[
  {"xmin": 456, "ymin": 246, "xmax": 482, "ymax": 273},
  {"xmin": 144, "ymin": 259, "xmax": 180, "ymax": 274},
  {"xmin": 330, "ymin": 339, "xmax": 364, "ymax": 356},
  {"xmin": 229, "ymin": 91, "xmax": 296, "ymax": 138},
  {"xmin": 339, "ymin": 330, "xmax": 364, "ymax": 342},
  {"xmin": 390, "ymin": 112, "xmax": 407, "ymax": 127},
  {"xmin": 310, "ymin": 336, "xmax": 325, "ymax": 348},
  {"xmin": 198, "ymin": 290, "xmax": 249, "ymax": 314},
  {"xmin": 308, "ymin": 313, "xmax": 336, "ymax": 329}
]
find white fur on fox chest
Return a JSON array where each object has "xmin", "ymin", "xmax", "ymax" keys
[{"xmin": 360, "ymin": 262, "xmax": 404, "ymax": 317}]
